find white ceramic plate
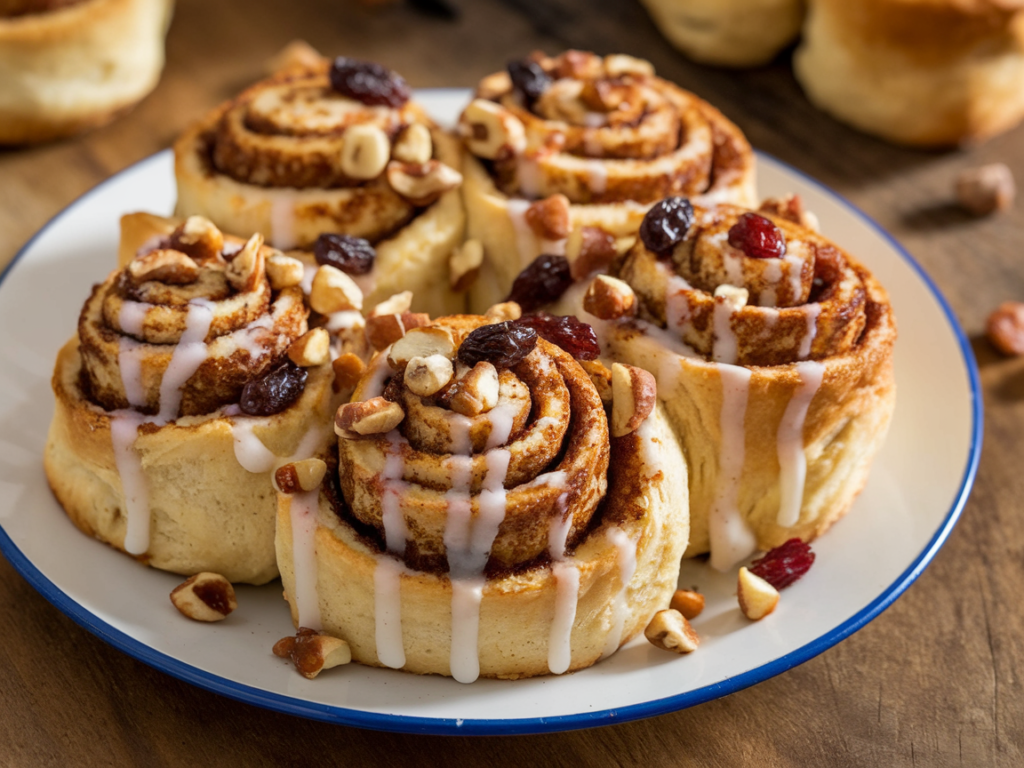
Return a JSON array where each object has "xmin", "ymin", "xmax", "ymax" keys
[{"xmin": 0, "ymin": 90, "xmax": 980, "ymax": 735}]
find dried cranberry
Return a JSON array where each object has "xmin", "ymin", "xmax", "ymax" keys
[
  {"xmin": 458, "ymin": 321, "xmax": 538, "ymax": 369},
  {"xmin": 749, "ymin": 538, "xmax": 815, "ymax": 590},
  {"xmin": 515, "ymin": 313, "xmax": 600, "ymax": 361},
  {"xmin": 239, "ymin": 361, "xmax": 308, "ymax": 416},
  {"xmin": 506, "ymin": 254, "xmax": 572, "ymax": 312},
  {"xmin": 639, "ymin": 197, "xmax": 694, "ymax": 254},
  {"xmin": 727, "ymin": 212, "xmax": 786, "ymax": 259},
  {"xmin": 328, "ymin": 57, "xmax": 410, "ymax": 108},
  {"xmin": 508, "ymin": 59, "xmax": 552, "ymax": 105},
  {"xmin": 313, "ymin": 233, "xmax": 375, "ymax": 275}
]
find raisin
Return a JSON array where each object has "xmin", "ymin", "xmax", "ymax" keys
[
  {"xmin": 748, "ymin": 538, "xmax": 815, "ymax": 590},
  {"xmin": 506, "ymin": 254, "xmax": 573, "ymax": 312},
  {"xmin": 458, "ymin": 321, "xmax": 538, "ymax": 369},
  {"xmin": 328, "ymin": 57, "xmax": 410, "ymax": 108},
  {"xmin": 313, "ymin": 233, "xmax": 375, "ymax": 275},
  {"xmin": 639, "ymin": 197, "xmax": 694, "ymax": 254},
  {"xmin": 239, "ymin": 361, "xmax": 308, "ymax": 416},
  {"xmin": 515, "ymin": 313, "xmax": 600, "ymax": 361},
  {"xmin": 508, "ymin": 58, "xmax": 552, "ymax": 105},
  {"xmin": 727, "ymin": 212, "xmax": 786, "ymax": 259}
]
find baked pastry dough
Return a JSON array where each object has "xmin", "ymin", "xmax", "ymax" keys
[
  {"xmin": 794, "ymin": 0, "xmax": 1024, "ymax": 146},
  {"xmin": 44, "ymin": 214, "xmax": 335, "ymax": 584},
  {"xmin": 174, "ymin": 57, "xmax": 466, "ymax": 317},
  {"xmin": 0, "ymin": 0, "xmax": 173, "ymax": 145},
  {"xmin": 639, "ymin": 0, "xmax": 804, "ymax": 67},
  {"xmin": 276, "ymin": 315, "xmax": 689, "ymax": 680},
  {"xmin": 561, "ymin": 201, "xmax": 896, "ymax": 570},
  {"xmin": 458, "ymin": 50, "xmax": 756, "ymax": 312}
]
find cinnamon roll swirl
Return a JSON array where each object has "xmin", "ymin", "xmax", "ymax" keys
[
  {"xmin": 458, "ymin": 50, "xmax": 756, "ymax": 312},
  {"xmin": 174, "ymin": 55, "xmax": 466, "ymax": 317},
  {"xmin": 276, "ymin": 314, "xmax": 689, "ymax": 680},
  {"xmin": 44, "ymin": 214, "xmax": 335, "ymax": 584},
  {"xmin": 565, "ymin": 199, "xmax": 896, "ymax": 570}
]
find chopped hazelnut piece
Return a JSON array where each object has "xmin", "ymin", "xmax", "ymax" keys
[
  {"xmin": 274, "ymin": 458, "xmax": 328, "ymax": 494},
  {"xmin": 273, "ymin": 627, "xmax": 351, "ymax": 679},
  {"xmin": 644, "ymin": 609, "xmax": 699, "ymax": 654},
  {"xmin": 737, "ymin": 566, "xmax": 780, "ymax": 621},
  {"xmin": 669, "ymin": 589, "xmax": 705, "ymax": 620},
  {"xmin": 987, "ymin": 301, "xmax": 1024, "ymax": 356},
  {"xmin": 957, "ymin": 163, "xmax": 1015, "ymax": 216},
  {"xmin": 335, "ymin": 397, "xmax": 405, "ymax": 437},
  {"xmin": 610, "ymin": 363, "xmax": 656, "ymax": 437},
  {"xmin": 170, "ymin": 573, "xmax": 237, "ymax": 622}
]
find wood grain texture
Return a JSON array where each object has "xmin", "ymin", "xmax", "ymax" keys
[{"xmin": 1, "ymin": 0, "xmax": 1022, "ymax": 764}]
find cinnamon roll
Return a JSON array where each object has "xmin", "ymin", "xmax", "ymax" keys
[
  {"xmin": 794, "ymin": 0, "xmax": 1024, "ymax": 146},
  {"xmin": 564, "ymin": 198, "xmax": 896, "ymax": 570},
  {"xmin": 0, "ymin": 0, "xmax": 173, "ymax": 145},
  {"xmin": 174, "ymin": 55, "xmax": 466, "ymax": 317},
  {"xmin": 457, "ymin": 50, "xmax": 757, "ymax": 312},
  {"xmin": 44, "ymin": 214, "xmax": 336, "ymax": 584},
  {"xmin": 639, "ymin": 0, "xmax": 804, "ymax": 67},
  {"xmin": 276, "ymin": 314, "xmax": 689, "ymax": 681}
]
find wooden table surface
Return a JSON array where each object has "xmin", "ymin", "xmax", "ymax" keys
[{"xmin": 1, "ymin": 0, "xmax": 1020, "ymax": 764}]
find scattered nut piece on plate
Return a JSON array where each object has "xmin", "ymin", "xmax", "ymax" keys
[
  {"xmin": 170, "ymin": 572, "xmax": 237, "ymax": 622},
  {"xmin": 987, "ymin": 301, "xmax": 1024, "ymax": 356},
  {"xmin": 644, "ymin": 609, "xmax": 699, "ymax": 653},
  {"xmin": 273, "ymin": 627, "xmax": 352, "ymax": 679},
  {"xmin": 956, "ymin": 163, "xmax": 1016, "ymax": 216},
  {"xmin": 669, "ymin": 589, "xmax": 705, "ymax": 620},
  {"xmin": 737, "ymin": 566, "xmax": 780, "ymax": 621}
]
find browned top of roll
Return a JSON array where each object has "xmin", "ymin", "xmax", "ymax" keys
[
  {"xmin": 458, "ymin": 49, "xmax": 753, "ymax": 205},
  {"xmin": 815, "ymin": 0, "xmax": 1024, "ymax": 61},
  {"xmin": 0, "ymin": 0, "xmax": 85, "ymax": 17},
  {"xmin": 77, "ymin": 217, "xmax": 308, "ymax": 418},
  {"xmin": 615, "ymin": 203, "xmax": 888, "ymax": 367},
  {"xmin": 337, "ymin": 314, "xmax": 611, "ymax": 575}
]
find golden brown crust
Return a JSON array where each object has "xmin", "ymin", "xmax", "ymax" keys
[
  {"xmin": 277, "ymin": 400, "xmax": 689, "ymax": 679},
  {"xmin": 0, "ymin": 0, "xmax": 172, "ymax": 145},
  {"xmin": 46, "ymin": 337, "xmax": 336, "ymax": 584},
  {"xmin": 559, "ymin": 202, "xmax": 897, "ymax": 561},
  {"xmin": 795, "ymin": 0, "xmax": 1024, "ymax": 145}
]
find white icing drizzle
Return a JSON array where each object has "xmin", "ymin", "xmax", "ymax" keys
[
  {"xmin": 547, "ymin": 492, "xmax": 578, "ymax": 675},
  {"xmin": 156, "ymin": 300, "xmax": 214, "ymax": 423},
  {"xmin": 776, "ymin": 361, "xmax": 825, "ymax": 527},
  {"xmin": 111, "ymin": 411, "xmax": 150, "ymax": 556},
  {"xmin": 113, "ymin": 298, "xmax": 216, "ymax": 555},
  {"xmin": 117, "ymin": 338, "xmax": 147, "ymax": 409},
  {"xmin": 506, "ymin": 198, "xmax": 538, "ymax": 268},
  {"xmin": 798, "ymin": 304, "xmax": 821, "ymax": 360},
  {"xmin": 484, "ymin": 402, "xmax": 517, "ymax": 450},
  {"xmin": 708, "ymin": 363, "xmax": 758, "ymax": 571},
  {"xmin": 548, "ymin": 562, "xmax": 579, "ymax": 675},
  {"xmin": 443, "ymin": 412, "xmax": 512, "ymax": 683},
  {"xmin": 270, "ymin": 195, "xmax": 298, "ymax": 250},
  {"xmin": 449, "ymin": 578, "xmax": 484, "ymax": 684},
  {"xmin": 712, "ymin": 298, "xmax": 739, "ymax": 365},
  {"xmin": 231, "ymin": 419, "xmax": 277, "ymax": 473},
  {"xmin": 601, "ymin": 527, "xmax": 638, "ymax": 659},
  {"xmin": 586, "ymin": 161, "xmax": 608, "ymax": 195},
  {"xmin": 232, "ymin": 315, "xmax": 273, "ymax": 359},
  {"xmin": 289, "ymin": 489, "xmax": 323, "ymax": 629},
  {"xmin": 326, "ymin": 310, "xmax": 364, "ymax": 333},
  {"xmin": 118, "ymin": 300, "xmax": 151, "ymax": 337},
  {"xmin": 381, "ymin": 431, "xmax": 411, "ymax": 556},
  {"xmin": 374, "ymin": 556, "xmax": 407, "ymax": 669}
]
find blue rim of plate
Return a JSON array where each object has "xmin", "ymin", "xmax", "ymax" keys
[{"xmin": 0, "ymin": 138, "xmax": 982, "ymax": 736}]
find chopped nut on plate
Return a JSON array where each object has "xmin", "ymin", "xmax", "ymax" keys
[
  {"xmin": 645, "ymin": 609, "xmax": 699, "ymax": 653},
  {"xmin": 273, "ymin": 627, "xmax": 351, "ymax": 679},
  {"xmin": 170, "ymin": 572, "xmax": 237, "ymax": 622}
]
